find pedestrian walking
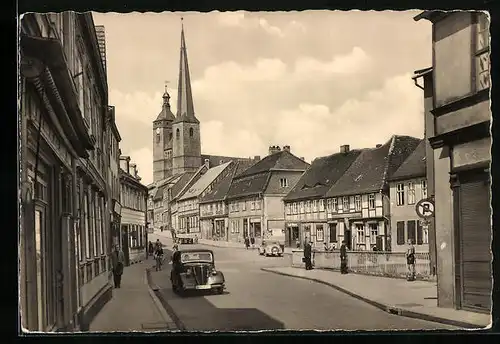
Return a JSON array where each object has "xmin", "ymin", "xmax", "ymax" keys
[
  {"xmin": 250, "ymin": 236, "xmax": 255, "ymax": 249},
  {"xmin": 110, "ymin": 245, "xmax": 125, "ymax": 288},
  {"xmin": 303, "ymin": 238, "xmax": 313, "ymax": 270},
  {"xmin": 148, "ymin": 241, "xmax": 154, "ymax": 257},
  {"xmin": 340, "ymin": 240, "xmax": 348, "ymax": 274},
  {"xmin": 406, "ymin": 239, "xmax": 416, "ymax": 281},
  {"xmin": 194, "ymin": 234, "xmax": 199, "ymax": 244},
  {"xmin": 154, "ymin": 244, "xmax": 164, "ymax": 271},
  {"xmin": 244, "ymin": 236, "xmax": 250, "ymax": 249}
]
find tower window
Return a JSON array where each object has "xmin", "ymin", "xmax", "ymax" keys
[
  {"xmin": 169, "ymin": 133, "xmax": 173, "ymax": 141},
  {"xmin": 176, "ymin": 128, "xmax": 180, "ymax": 139},
  {"xmin": 189, "ymin": 128, "xmax": 194, "ymax": 137},
  {"xmin": 156, "ymin": 133, "xmax": 160, "ymax": 144}
]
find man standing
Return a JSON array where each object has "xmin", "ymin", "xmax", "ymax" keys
[
  {"xmin": 340, "ymin": 240, "xmax": 348, "ymax": 274},
  {"xmin": 303, "ymin": 238, "xmax": 313, "ymax": 270},
  {"xmin": 111, "ymin": 245, "xmax": 125, "ymax": 288},
  {"xmin": 406, "ymin": 239, "xmax": 416, "ymax": 281}
]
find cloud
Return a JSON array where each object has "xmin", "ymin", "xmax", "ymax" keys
[{"xmin": 216, "ymin": 11, "xmax": 306, "ymax": 38}]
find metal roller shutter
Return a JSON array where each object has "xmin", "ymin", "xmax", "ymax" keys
[{"xmin": 459, "ymin": 172, "xmax": 492, "ymax": 312}]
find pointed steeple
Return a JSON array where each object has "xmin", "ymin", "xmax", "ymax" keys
[{"xmin": 174, "ymin": 18, "xmax": 199, "ymax": 124}]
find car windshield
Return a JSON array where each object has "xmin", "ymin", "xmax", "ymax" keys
[{"xmin": 180, "ymin": 251, "xmax": 213, "ymax": 263}]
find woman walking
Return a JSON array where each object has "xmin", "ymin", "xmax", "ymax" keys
[{"xmin": 406, "ymin": 239, "xmax": 416, "ymax": 281}]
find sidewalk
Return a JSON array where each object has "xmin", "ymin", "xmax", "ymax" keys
[
  {"xmin": 262, "ymin": 266, "xmax": 491, "ymax": 329},
  {"xmin": 89, "ymin": 260, "xmax": 178, "ymax": 332}
]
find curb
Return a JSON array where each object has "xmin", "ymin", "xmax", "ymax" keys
[
  {"xmin": 260, "ymin": 268, "xmax": 484, "ymax": 329},
  {"xmin": 145, "ymin": 268, "xmax": 186, "ymax": 331}
]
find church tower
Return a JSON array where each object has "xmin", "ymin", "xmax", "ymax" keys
[
  {"xmin": 152, "ymin": 83, "xmax": 175, "ymax": 181},
  {"xmin": 172, "ymin": 19, "xmax": 202, "ymax": 175}
]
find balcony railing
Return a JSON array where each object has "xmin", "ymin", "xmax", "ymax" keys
[{"xmin": 291, "ymin": 250, "xmax": 434, "ymax": 280}]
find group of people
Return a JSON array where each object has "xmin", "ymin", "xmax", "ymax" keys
[
  {"xmin": 302, "ymin": 238, "xmax": 417, "ymax": 280},
  {"xmin": 244, "ymin": 236, "xmax": 256, "ymax": 249}
]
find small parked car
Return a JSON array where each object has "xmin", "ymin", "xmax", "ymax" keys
[
  {"xmin": 258, "ymin": 240, "xmax": 284, "ymax": 257},
  {"xmin": 170, "ymin": 249, "xmax": 225, "ymax": 295}
]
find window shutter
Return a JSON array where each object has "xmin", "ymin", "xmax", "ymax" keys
[
  {"xmin": 417, "ymin": 220, "xmax": 423, "ymax": 245},
  {"xmin": 396, "ymin": 221, "xmax": 405, "ymax": 245},
  {"xmin": 407, "ymin": 220, "xmax": 416, "ymax": 243}
]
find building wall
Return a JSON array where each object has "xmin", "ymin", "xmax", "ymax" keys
[
  {"xmin": 389, "ymin": 177, "xmax": 430, "ymax": 253},
  {"xmin": 172, "ymin": 122, "xmax": 202, "ymax": 175},
  {"xmin": 228, "ymin": 197, "xmax": 263, "ymax": 242},
  {"xmin": 264, "ymin": 171, "xmax": 303, "ymax": 195}
]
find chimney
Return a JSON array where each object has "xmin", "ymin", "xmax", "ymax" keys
[
  {"xmin": 340, "ymin": 145, "xmax": 350, "ymax": 154},
  {"xmin": 119, "ymin": 156, "xmax": 131, "ymax": 173},
  {"xmin": 376, "ymin": 144, "xmax": 382, "ymax": 148},
  {"xmin": 283, "ymin": 145, "xmax": 291, "ymax": 152},
  {"xmin": 204, "ymin": 158, "xmax": 210, "ymax": 168},
  {"xmin": 268, "ymin": 145, "xmax": 281, "ymax": 155},
  {"xmin": 130, "ymin": 163, "xmax": 137, "ymax": 177}
]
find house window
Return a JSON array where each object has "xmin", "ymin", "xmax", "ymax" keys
[
  {"xmin": 407, "ymin": 220, "xmax": 416, "ymax": 244},
  {"xmin": 332, "ymin": 198, "xmax": 338, "ymax": 212},
  {"xmin": 250, "ymin": 201, "xmax": 255, "ymax": 210},
  {"xmin": 241, "ymin": 201, "xmax": 246, "ymax": 211},
  {"xmin": 280, "ymin": 178, "xmax": 288, "ymax": 188},
  {"xmin": 312, "ymin": 200, "xmax": 318, "ymax": 212},
  {"xmin": 421, "ymin": 180, "xmax": 428, "ymax": 199},
  {"xmin": 368, "ymin": 194, "xmax": 376, "ymax": 209},
  {"xmin": 417, "ymin": 220, "xmax": 424, "ymax": 245},
  {"xmin": 305, "ymin": 201, "xmax": 311, "ymax": 213},
  {"xmin": 255, "ymin": 200, "xmax": 261, "ymax": 210},
  {"xmin": 293, "ymin": 203, "xmax": 298, "ymax": 214},
  {"xmin": 407, "ymin": 182, "xmax": 416, "ymax": 205},
  {"xmin": 299, "ymin": 202, "xmax": 304, "ymax": 214},
  {"xmin": 475, "ymin": 13, "xmax": 490, "ymax": 91},
  {"xmin": 396, "ymin": 184, "xmax": 405, "ymax": 206},
  {"xmin": 286, "ymin": 204, "xmax": 291, "ymax": 215},
  {"xmin": 319, "ymin": 199, "xmax": 324, "ymax": 212},
  {"xmin": 342, "ymin": 197, "xmax": 349, "ymax": 211},
  {"xmin": 356, "ymin": 224, "xmax": 365, "ymax": 244},
  {"xmin": 316, "ymin": 225, "xmax": 324, "ymax": 242},
  {"xmin": 349, "ymin": 196, "xmax": 354, "ymax": 210},
  {"xmin": 369, "ymin": 223, "xmax": 378, "ymax": 245},
  {"xmin": 354, "ymin": 195, "xmax": 361, "ymax": 211},
  {"xmin": 420, "ymin": 220, "xmax": 429, "ymax": 244},
  {"xmin": 396, "ymin": 221, "xmax": 405, "ymax": 245},
  {"xmin": 326, "ymin": 199, "xmax": 332, "ymax": 211},
  {"xmin": 329, "ymin": 223, "xmax": 337, "ymax": 243}
]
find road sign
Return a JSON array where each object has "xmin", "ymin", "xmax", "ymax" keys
[{"xmin": 416, "ymin": 198, "xmax": 435, "ymax": 219}]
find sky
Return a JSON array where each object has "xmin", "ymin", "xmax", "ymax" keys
[{"xmin": 93, "ymin": 11, "xmax": 432, "ymax": 186}]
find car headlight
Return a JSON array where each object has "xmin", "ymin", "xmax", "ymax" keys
[{"xmin": 211, "ymin": 268, "xmax": 217, "ymax": 275}]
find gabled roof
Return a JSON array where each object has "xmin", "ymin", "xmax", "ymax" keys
[
  {"xmin": 325, "ymin": 135, "xmax": 421, "ymax": 198},
  {"xmin": 389, "ymin": 140, "xmax": 426, "ymax": 182},
  {"xmin": 226, "ymin": 172, "xmax": 270, "ymax": 200},
  {"xmin": 199, "ymin": 160, "xmax": 255, "ymax": 204},
  {"xmin": 283, "ymin": 149, "xmax": 363, "ymax": 202},
  {"xmin": 179, "ymin": 161, "xmax": 233, "ymax": 201},
  {"xmin": 170, "ymin": 172, "xmax": 196, "ymax": 200},
  {"xmin": 171, "ymin": 165, "xmax": 208, "ymax": 201},
  {"xmin": 237, "ymin": 150, "xmax": 309, "ymax": 178}
]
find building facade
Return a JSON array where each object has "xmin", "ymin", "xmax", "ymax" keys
[
  {"xmin": 19, "ymin": 12, "xmax": 112, "ymax": 331},
  {"xmin": 106, "ymin": 106, "xmax": 122, "ymax": 248},
  {"xmin": 414, "ymin": 11, "xmax": 492, "ymax": 313},
  {"xmin": 324, "ymin": 137, "xmax": 421, "ymax": 251},
  {"xmin": 283, "ymin": 146, "xmax": 362, "ymax": 248},
  {"xmin": 388, "ymin": 141, "xmax": 429, "ymax": 253},
  {"xmin": 119, "ymin": 157, "xmax": 148, "ymax": 265},
  {"xmin": 226, "ymin": 146, "xmax": 309, "ymax": 245}
]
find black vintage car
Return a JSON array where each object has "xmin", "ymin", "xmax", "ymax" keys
[{"xmin": 170, "ymin": 249, "xmax": 226, "ymax": 295}]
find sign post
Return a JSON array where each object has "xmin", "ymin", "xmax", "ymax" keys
[{"xmin": 415, "ymin": 198, "xmax": 435, "ymax": 219}]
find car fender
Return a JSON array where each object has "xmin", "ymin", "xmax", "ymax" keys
[{"xmin": 210, "ymin": 271, "xmax": 225, "ymax": 284}]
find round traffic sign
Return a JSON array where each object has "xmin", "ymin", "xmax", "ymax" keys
[{"xmin": 416, "ymin": 198, "xmax": 435, "ymax": 219}]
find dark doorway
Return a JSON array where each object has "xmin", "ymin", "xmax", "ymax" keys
[{"xmin": 344, "ymin": 229, "xmax": 352, "ymax": 250}]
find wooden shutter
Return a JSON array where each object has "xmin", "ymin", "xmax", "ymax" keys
[
  {"xmin": 396, "ymin": 221, "xmax": 405, "ymax": 245},
  {"xmin": 407, "ymin": 220, "xmax": 416, "ymax": 243},
  {"xmin": 417, "ymin": 220, "xmax": 423, "ymax": 245}
]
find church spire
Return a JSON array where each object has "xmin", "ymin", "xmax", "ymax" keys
[
  {"xmin": 174, "ymin": 17, "xmax": 199, "ymax": 124},
  {"xmin": 162, "ymin": 81, "xmax": 171, "ymax": 108}
]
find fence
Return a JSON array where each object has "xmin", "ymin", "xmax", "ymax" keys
[{"xmin": 291, "ymin": 249, "xmax": 435, "ymax": 280}]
